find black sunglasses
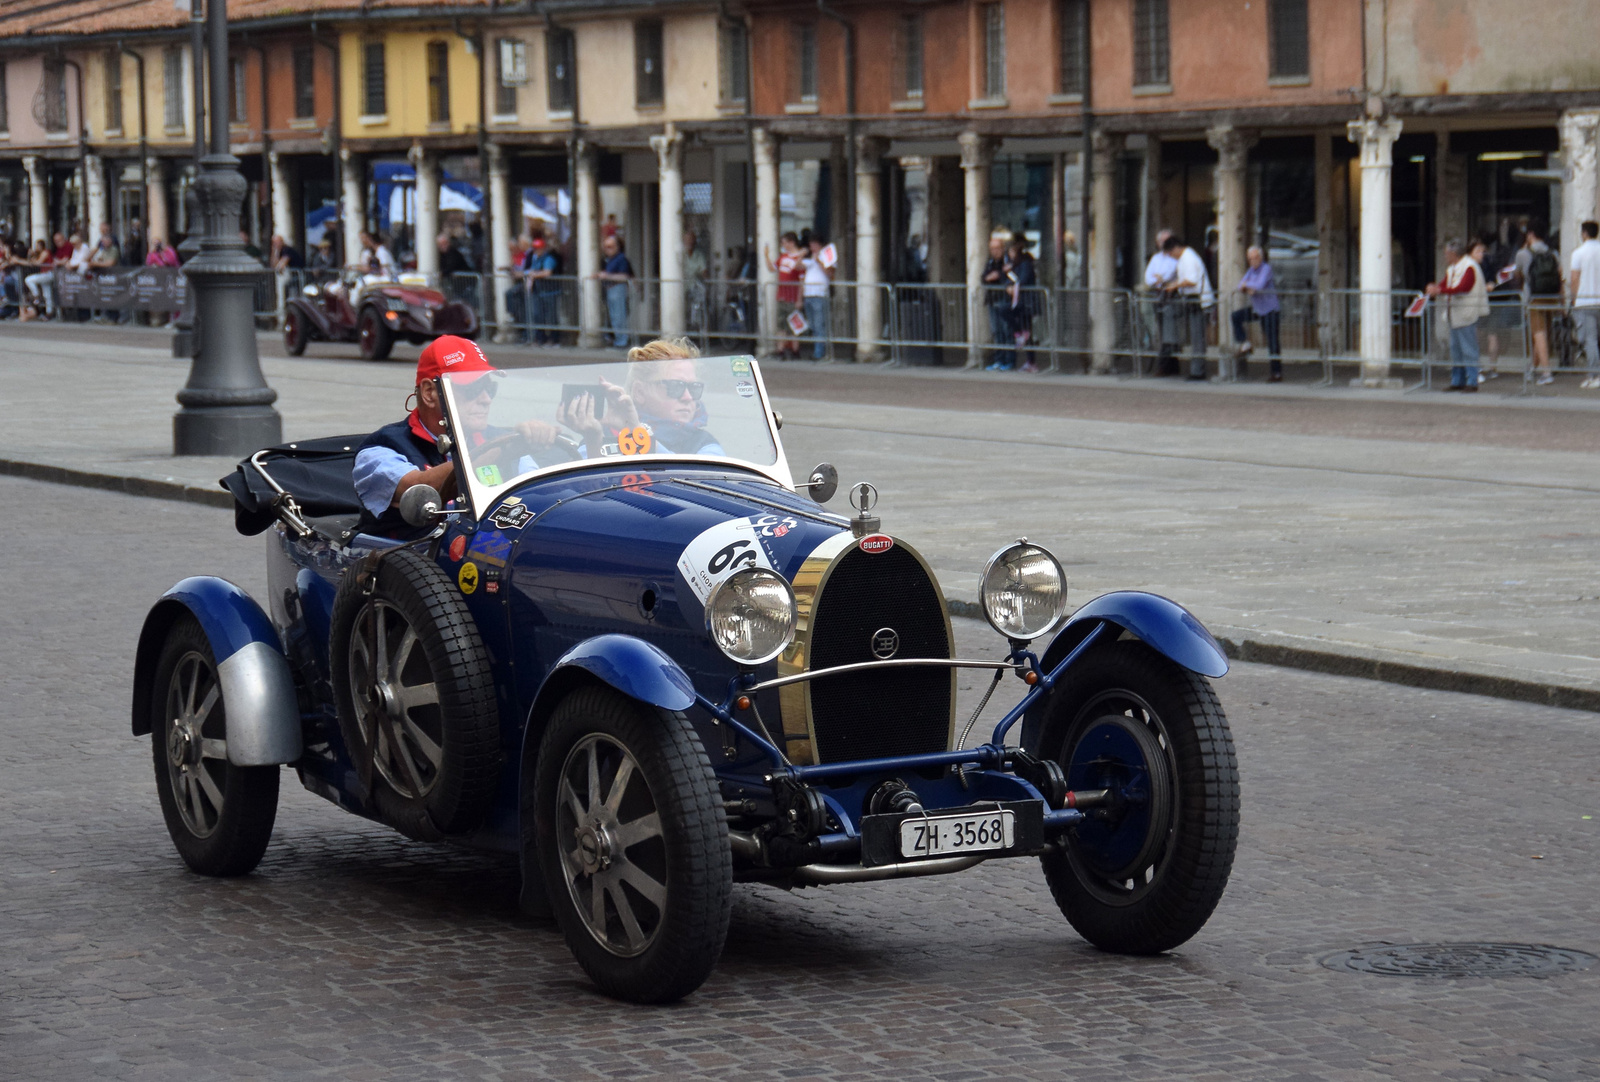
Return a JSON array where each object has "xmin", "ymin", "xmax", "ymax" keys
[
  {"xmin": 457, "ymin": 377, "xmax": 498, "ymax": 400},
  {"xmin": 655, "ymin": 379, "xmax": 705, "ymax": 401}
]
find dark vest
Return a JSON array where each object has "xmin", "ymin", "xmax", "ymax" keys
[{"xmin": 357, "ymin": 417, "xmax": 447, "ymax": 534}]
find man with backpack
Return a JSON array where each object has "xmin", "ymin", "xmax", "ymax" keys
[{"xmin": 1516, "ymin": 219, "xmax": 1562, "ymax": 385}]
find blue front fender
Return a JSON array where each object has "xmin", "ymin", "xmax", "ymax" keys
[
  {"xmin": 131, "ymin": 576, "xmax": 302, "ymax": 766},
  {"xmin": 534, "ymin": 634, "xmax": 698, "ymax": 716},
  {"xmin": 1045, "ymin": 591, "xmax": 1229, "ymax": 679}
]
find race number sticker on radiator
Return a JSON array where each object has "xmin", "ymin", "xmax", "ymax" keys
[{"xmin": 676, "ymin": 516, "xmax": 794, "ymax": 605}]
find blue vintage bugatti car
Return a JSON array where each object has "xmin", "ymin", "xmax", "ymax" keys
[{"xmin": 131, "ymin": 354, "xmax": 1239, "ymax": 1003}]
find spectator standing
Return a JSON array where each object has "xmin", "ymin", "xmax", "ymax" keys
[
  {"xmin": 1163, "ymin": 235, "xmax": 1214, "ymax": 380},
  {"xmin": 1061, "ymin": 229, "xmax": 1081, "ymax": 287},
  {"xmin": 146, "ymin": 237, "xmax": 179, "ymax": 267},
  {"xmin": 1568, "ymin": 220, "xmax": 1600, "ymax": 389},
  {"xmin": 1007, "ymin": 236, "xmax": 1039, "ymax": 373},
  {"xmin": 800, "ymin": 230, "xmax": 834, "ymax": 360},
  {"xmin": 124, "ymin": 218, "xmax": 147, "ymax": 268},
  {"xmin": 0, "ymin": 239, "xmax": 23, "ymax": 319},
  {"xmin": 89, "ymin": 223, "xmax": 121, "ymax": 323},
  {"xmin": 1515, "ymin": 219, "xmax": 1561, "ymax": 385},
  {"xmin": 683, "ymin": 230, "xmax": 708, "ymax": 332},
  {"xmin": 436, "ymin": 231, "xmax": 475, "ymax": 309},
  {"xmin": 982, "ymin": 235, "xmax": 1011, "ymax": 368},
  {"xmin": 764, "ymin": 232, "xmax": 804, "ymax": 359},
  {"xmin": 504, "ymin": 235, "xmax": 536, "ymax": 341},
  {"xmin": 1425, "ymin": 237, "xmax": 1488, "ymax": 392},
  {"xmin": 527, "ymin": 235, "xmax": 563, "ymax": 345},
  {"xmin": 1230, "ymin": 245, "xmax": 1282, "ymax": 381},
  {"xmin": 272, "ymin": 234, "xmax": 305, "ymax": 272},
  {"xmin": 1479, "ymin": 232, "xmax": 1518, "ymax": 380},
  {"xmin": 1143, "ymin": 229, "xmax": 1180, "ymax": 376},
  {"xmin": 597, "ymin": 232, "xmax": 634, "ymax": 348}
]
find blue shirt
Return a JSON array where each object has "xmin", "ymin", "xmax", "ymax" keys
[
  {"xmin": 1239, "ymin": 262, "xmax": 1279, "ymax": 316},
  {"xmin": 603, "ymin": 252, "xmax": 633, "ymax": 278}
]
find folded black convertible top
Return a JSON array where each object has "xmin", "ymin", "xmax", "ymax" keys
[{"xmin": 219, "ymin": 434, "xmax": 369, "ymax": 536}]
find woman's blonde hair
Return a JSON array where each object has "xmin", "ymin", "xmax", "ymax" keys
[{"xmin": 626, "ymin": 337, "xmax": 700, "ymax": 363}]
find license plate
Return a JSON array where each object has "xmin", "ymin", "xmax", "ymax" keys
[{"xmin": 898, "ymin": 809, "xmax": 1016, "ymax": 859}]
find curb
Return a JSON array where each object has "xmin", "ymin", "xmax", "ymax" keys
[
  {"xmin": 0, "ymin": 457, "xmax": 232, "ymax": 510},
  {"xmin": 7, "ymin": 453, "xmax": 1598, "ymax": 716}
]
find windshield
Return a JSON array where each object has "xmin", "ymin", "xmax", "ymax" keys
[{"xmin": 440, "ymin": 355, "xmax": 787, "ymax": 514}]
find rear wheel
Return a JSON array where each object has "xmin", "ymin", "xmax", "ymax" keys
[
  {"xmin": 149, "ymin": 616, "xmax": 279, "ymax": 876},
  {"xmin": 1036, "ymin": 639, "xmax": 1239, "ymax": 954},
  {"xmin": 534, "ymin": 685, "xmax": 730, "ymax": 1003},
  {"xmin": 358, "ymin": 307, "xmax": 394, "ymax": 360},
  {"xmin": 283, "ymin": 307, "xmax": 309, "ymax": 356}
]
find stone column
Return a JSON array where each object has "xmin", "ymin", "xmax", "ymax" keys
[
  {"xmin": 23, "ymin": 156, "xmax": 48, "ymax": 245},
  {"xmin": 1560, "ymin": 109, "xmax": 1600, "ymax": 265},
  {"xmin": 753, "ymin": 126, "xmax": 780, "ymax": 355},
  {"xmin": 575, "ymin": 139, "xmax": 602, "ymax": 348},
  {"xmin": 411, "ymin": 145, "xmax": 440, "ymax": 279},
  {"xmin": 855, "ymin": 135, "xmax": 885, "ymax": 362},
  {"xmin": 340, "ymin": 148, "xmax": 364, "ymax": 271},
  {"xmin": 268, "ymin": 151, "xmax": 295, "ymax": 249},
  {"xmin": 486, "ymin": 143, "xmax": 514, "ymax": 340},
  {"xmin": 1434, "ymin": 131, "xmax": 1466, "ymax": 279},
  {"xmin": 1347, "ymin": 115, "xmax": 1404, "ymax": 387},
  {"xmin": 146, "ymin": 157, "xmax": 169, "ymax": 245},
  {"xmin": 651, "ymin": 123, "xmax": 686, "ymax": 337},
  {"xmin": 959, "ymin": 131, "xmax": 992, "ymax": 368},
  {"xmin": 1207, "ymin": 126, "xmax": 1257, "ymax": 329},
  {"xmin": 85, "ymin": 153, "xmax": 107, "ymax": 241},
  {"xmin": 1314, "ymin": 132, "xmax": 1337, "ymax": 357},
  {"xmin": 1089, "ymin": 131, "xmax": 1123, "ymax": 373}
]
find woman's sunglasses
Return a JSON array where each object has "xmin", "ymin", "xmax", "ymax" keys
[{"xmin": 655, "ymin": 379, "xmax": 705, "ymax": 400}]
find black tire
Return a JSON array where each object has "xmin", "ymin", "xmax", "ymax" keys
[
  {"xmin": 284, "ymin": 306, "xmax": 310, "ymax": 356},
  {"xmin": 329, "ymin": 548, "xmax": 500, "ymax": 838},
  {"xmin": 534, "ymin": 685, "xmax": 730, "ymax": 1004},
  {"xmin": 358, "ymin": 307, "xmax": 394, "ymax": 360},
  {"xmin": 149, "ymin": 615, "xmax": 279, "ymax": 876},
  {"xmin": 1035, "ymin": 639, "xmax": 1239, "ymax": 954}
]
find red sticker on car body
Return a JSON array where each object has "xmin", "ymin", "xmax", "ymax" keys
[
  {"xmin": 859, "ymin": 534, "xmax": 894, "ymax": 554},
  {"xmin": 448, "ymin": 535, "xmax": 467, "ymax": 561}
]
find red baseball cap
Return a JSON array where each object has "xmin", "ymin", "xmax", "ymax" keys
[{"xmin": 416, "ymin": 335, "xmax": 495, "ymax": 383}]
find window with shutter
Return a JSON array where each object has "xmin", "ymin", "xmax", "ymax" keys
[
  {"xmin": 1269, "ymin": 0, "xmax": 1310, "ymax": 80},
  {"xmin": 292, "ymin": 45, "xmax": 315, "ymax": 119},
  {"xmin": 362, "ymin": 41, "xmax": 386, "ymax": 117},
  {"xmin": 1057, "ymin": 0, "xmax": 1085, "ymax": 96},
  {"xmin": 982, "ymin": 4, "xmax": 1006, "ymax": 101},
  {"xmin": 1133, "ymin": 0, "xmax": 1170, "ymax": 88},
  {"xmin": 635, "ymin": 20, "xmax": 664, "ymax": 106},
  {"xmin": 427, "ymin": 42, "xmax": 450, "ymax": 123},
  {"xmin": 547, "ymin": 28, "xmax": 576, "ymax": 113}
]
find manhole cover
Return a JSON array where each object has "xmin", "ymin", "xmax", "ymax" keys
[{"xmin": 1321, "ymin": 943, "xmax": 1597, "ymax": 979}]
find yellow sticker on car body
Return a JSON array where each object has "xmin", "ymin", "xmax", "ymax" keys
[{"xmin": 458, "ymin": 561, "xmax": 479, "ymax": 594}]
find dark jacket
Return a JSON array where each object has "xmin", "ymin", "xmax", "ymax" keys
[{"xmin": 357, "ymin": 416, "xmax": 448, "ymax": 534}]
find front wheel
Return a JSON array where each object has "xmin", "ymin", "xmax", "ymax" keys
[
  {"xmin": 534, "ymin": 685, "xmax": 731, "ymax": 1003},
  {"xmin": 358, "ymin": 307, "xmax": 393, "ymax": 360},
  {"xmin": 1036, "ymin": 639, "xmax": 1239, "ymax": 954},
  {"xmin": 149, "ymin": 616, "xmax": 280, "ymax": 876},
  {"xmin": 283, "ymin": 306, "xmax": 310, "ymax": 355}
]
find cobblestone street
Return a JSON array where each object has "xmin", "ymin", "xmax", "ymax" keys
[{"xmin": 2, "ymin": 475, "xmax": 1597, "ymax": 1080}]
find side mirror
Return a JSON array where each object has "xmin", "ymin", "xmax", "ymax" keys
[
  {"xmin": 802, "ymin": 462, "xmax": 838, "ymax": 504},
  {"xmin": 398, "ymin": 484, "xmax": 444, "ymax": 527}
]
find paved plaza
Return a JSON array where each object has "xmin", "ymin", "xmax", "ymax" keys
[
  {"xmin": 6, "ymin": 324, "xmax": 1600, "ymax": 705},
  {"xmin": 0, "ymin": 476, "xmax": 1597, "ymax": 1079}
]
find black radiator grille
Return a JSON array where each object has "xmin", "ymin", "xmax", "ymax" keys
[{"xmin": 806, "ymin": 544, "xmax": 952, "ymax": 763}]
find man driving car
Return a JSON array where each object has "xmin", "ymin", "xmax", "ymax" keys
[{"xmin": 352, "ymin": 335, "xmax": 565, "ymax": 531}]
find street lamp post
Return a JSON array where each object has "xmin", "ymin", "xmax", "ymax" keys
[{"xmin": 172, "ymin": 0, "xmax": 281, "ymax": 456}]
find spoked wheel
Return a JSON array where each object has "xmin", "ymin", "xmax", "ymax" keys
[
  {"xmin": 534, "ymin": 685, "xmax": 730, "ymax": 1003},
  {"xmin": 348, "ymin": 599, "xmax": 444, "ymax": 800},
  {"xmin": 358, "ymin": 308, "xmax": 393, "ymax": 360},
  {"xmin": 149, "ymin": 616, "xmax": 278, "ymax": 876},
  {"xmin": 329, "ymin": 549, "xmax": 499, "ymax": 838},
  {"xmin": 1036, "ymin": 639, "xmax": 1238, "ymax": 954}
]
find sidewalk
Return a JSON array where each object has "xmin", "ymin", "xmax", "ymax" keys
[{"xmin": 7, "ymin": 325, "xmax": 1600, "ymax": 712}]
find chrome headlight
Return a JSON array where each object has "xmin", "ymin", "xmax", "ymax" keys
[
  {"xmin": 979, "ymin": 541, "xmax": 1068, "ymax": 641},
  {"xmin": 705, "ymin": 568, "xmax": 797, "ymax": 666}
]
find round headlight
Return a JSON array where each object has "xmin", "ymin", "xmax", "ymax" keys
[
  {"xmin": 979, "ymin": 541, "xmax": 1068, "ymax": 641},
  {"xmin": 705, "ymin": 568, "xmax": 797, "ymax": 666}
]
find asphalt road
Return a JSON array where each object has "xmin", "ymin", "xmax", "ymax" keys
[{"xmin": 2, "ymin": 474, "xmax": 1598, "ymax": 1080}]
